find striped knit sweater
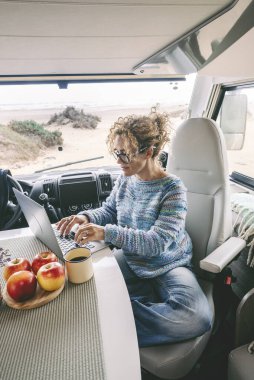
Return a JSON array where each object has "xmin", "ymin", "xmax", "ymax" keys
[{"xmin": 82, "ymin": 174, "xmax": 192, "ymax": 278}]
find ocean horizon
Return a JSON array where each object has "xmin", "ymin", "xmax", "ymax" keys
[{"xmin": 0, "ymin": 102, "xmax": 187, "ymax": 111}]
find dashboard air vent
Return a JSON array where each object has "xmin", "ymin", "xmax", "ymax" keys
[
  {"xmin": 99, "ymin": 174, "xmax": 112, "ymax": 195},
  {"xmin": 60, "ymin": 176, "xmax": 93, "ymax": 184}
]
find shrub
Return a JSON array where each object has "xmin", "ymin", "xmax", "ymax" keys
[
  {"xmin": 48, "ymin": 106, "xmax": 101, "ymax": 129},
  {"xmin": 0, "ymin": 124, "xmax": 41, "ymax": 165},
  {"xmin": 9, "ymin": 120, "xmax": 63, "ymax": 146}
]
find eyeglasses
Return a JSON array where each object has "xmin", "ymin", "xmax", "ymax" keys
[{"xmin": 113, "ymin": 146, "xmax": 148, "ymax": 164}]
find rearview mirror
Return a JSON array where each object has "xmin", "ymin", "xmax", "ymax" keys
[{"xmin": 220, "ymin": 94, "xmax": 247, "ymax": 150}]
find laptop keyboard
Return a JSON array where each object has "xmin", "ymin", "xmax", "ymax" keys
[{"xmin": 52, "ymin": 225, "xmax": 95, "ymax": 254}]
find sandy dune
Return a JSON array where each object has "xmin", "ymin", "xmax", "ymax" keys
[
  {"xmin": 0, "ymin": 105, "xmax": 253, "ymax": 177},
  {"xmin": 0, "ymin": 106, "xmax": 183, "ymax": 175}
]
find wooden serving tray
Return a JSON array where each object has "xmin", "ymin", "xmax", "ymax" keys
[{"xmin": 2, "ymin": 281, "xmax": 65, "ymax": 310}]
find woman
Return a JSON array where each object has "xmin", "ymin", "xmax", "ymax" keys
[{"xmin": 57, "ymin": 110, "xmax": 212, "ymax": 347}]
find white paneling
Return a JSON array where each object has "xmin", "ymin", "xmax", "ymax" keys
[
  {"xmin": 0, "ymin": 58, "xmax": 137, "ymax": 74},
  {"xmin": 0, "ymin": 0, "xmax": 235, "ymax": 75},
  {"xmin": 17, "ymin": 0, "xmax": 231, "ymax": 4},
  {"xmin": 0, "ymin": 36, "xmax": 171, "ymax": 59},
  {"xmin": 0, "ymin": 4, "xmax": 223, "ymax": 37},
  {"xmin": 200, "ymin": 28, "xmax": 254, "ymax": 78}
]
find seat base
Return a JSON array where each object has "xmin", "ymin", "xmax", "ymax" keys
[
  {"xmin": 140, "ymin": 281, "xmax": 214, "ymax": 379},
  {"xmin": 228, "ymin": 344, "xmax": 254, "ymax": 380}
]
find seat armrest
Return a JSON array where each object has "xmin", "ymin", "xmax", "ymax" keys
[{"xmin": 200, "ymin": 237, "xmax": 246, "ymax": 273}]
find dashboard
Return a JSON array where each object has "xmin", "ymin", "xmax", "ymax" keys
[
  {"xmin": 11, "ymin": 166, "xmax": 121, "ymax": 228},
  {"xmin": 5, "ymin": 152, "xmax": 167, "ymax": 230}
]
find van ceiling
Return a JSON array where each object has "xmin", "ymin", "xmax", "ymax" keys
[{"xmin": 0, "ymin": 0, "xmax": 234, "ymax": 77}]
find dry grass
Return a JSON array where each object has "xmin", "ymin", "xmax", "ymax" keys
[
  {"xmin": 0, "ymin": 125, "xmax": 43, "ymax": 166},
  {"xmin": 0, "ymin": 106, "xmax": 192, "ymax": 173}
]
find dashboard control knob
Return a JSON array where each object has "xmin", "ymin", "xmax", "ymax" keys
[
  {"xmin": 39, "ymin": 193, "xmax": 49, "ymax": 204},
  {"xmin": 39, "ymin": 193, "xmax": 58, "ymax": 223}
]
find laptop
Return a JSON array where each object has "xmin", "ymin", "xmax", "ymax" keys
[{"xmin": 13, "ymin": 188, "xmax": 108, "ymax": 261}]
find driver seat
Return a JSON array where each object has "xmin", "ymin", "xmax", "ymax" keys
[{"xmin": 140, "ymin": 117, "xmax": 233, "ymax": 379}]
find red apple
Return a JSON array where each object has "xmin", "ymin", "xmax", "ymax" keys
[
  {"xmin": 7, "ymin": 270, "xmax": 37, "ymax": 302},
  {"xmin": 3, "ymin": 257, "xmax": 31, "ymax": 281},
  {"xmin": 37, "ymin": 262, "xmax": 65, "ymax": 291},
  {"xmin": 31, "ymin": 251, "xmax": 58, "ymax": 275}
]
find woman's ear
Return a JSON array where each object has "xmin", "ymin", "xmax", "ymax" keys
[{"xmin": 146, "ymin": 146, "xmax": 154, "ymax": 159}]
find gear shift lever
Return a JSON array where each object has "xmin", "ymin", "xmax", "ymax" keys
[{"xmin": 39, "ymin": 193, "xmax": 58, "ymax": 223}]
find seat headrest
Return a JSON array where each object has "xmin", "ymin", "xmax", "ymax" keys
[{"xmin": 167, "ymin": 118, "xmax": 229, "ymax": 194}]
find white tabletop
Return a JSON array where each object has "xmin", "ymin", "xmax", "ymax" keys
[{"xmin": 0, "ymin": 227, "xmax": 141, "ymax": 380}]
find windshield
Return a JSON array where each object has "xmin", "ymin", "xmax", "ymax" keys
[{"xmin": 0, "ymin": 75, "xmax": 196, "ymax": 175}]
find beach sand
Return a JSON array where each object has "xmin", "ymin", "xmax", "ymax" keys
[
  {"xmin": 0, "ymin": 105, "xmax": 185, "ymax": 175},
  {"xmin": 0, "ymin": 105, "xmax": 253, "ymax": 177}
]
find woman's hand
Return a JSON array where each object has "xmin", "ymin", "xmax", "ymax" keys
[
  {"xmin": 56, "ymin": 214, "xmax": 89, "ymax": 236},
  {"xmin": 74, "ymin": 223, "xmax": 105, "ymax": 244}
]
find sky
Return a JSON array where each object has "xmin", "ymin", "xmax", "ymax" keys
[{"xmin": 0, "ymin": 74, "xmax": 197, "ymax": 110}]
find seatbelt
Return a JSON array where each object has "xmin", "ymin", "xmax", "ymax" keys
[{"xmin": 0, "ymin": 169, "xmax": 12, "ymax": 229}]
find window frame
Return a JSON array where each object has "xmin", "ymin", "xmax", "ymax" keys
[{"xmin": 208, "ymin": 80, "xmax": 254, "ymax": 189}]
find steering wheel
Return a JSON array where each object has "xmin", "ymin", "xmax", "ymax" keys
[{"xmin": 1, "ymin": 174, "xmax": 24, "ymax": 231}]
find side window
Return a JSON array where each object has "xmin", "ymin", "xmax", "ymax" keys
[
  {"xmin": 218, "ymin": 88, "xmax": 254, "ymax": 279},
  {"xmin": 217, "ymin": 87, "xmax": 254, "ymax": 180}
]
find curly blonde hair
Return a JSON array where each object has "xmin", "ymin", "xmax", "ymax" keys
[{"xmin": 107, "ymin": 108, "xmax": 171, "ymax": 159}]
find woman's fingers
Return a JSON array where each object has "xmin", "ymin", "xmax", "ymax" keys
[
  {"xmin": 56, "ymin": 215, "xmax": 88, "ymax": 236},
  {"xmin": 56, "ymin": 216, "xmax": 74, "ymax": 235},
  {"xmin": 75, "ymin": 224, "xmax": 91, "ymax": 244},
  {"xmin": 56, "ymin": 219, "xmax": 105, "ymax": 243},
  {"xmin": 75, "ymin": 223, "xmax": 105, "ymax": 244}
]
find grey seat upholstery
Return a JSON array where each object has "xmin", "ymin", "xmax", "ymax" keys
[
  {"xmin": 140, "ymin": 117, "xmax": 233, "ymax": 379},
  {"xmin": 228, "ymin": 345, "xmax": 254, "ymax": 380},
  {"xmin": 228, "ymin": 289, "xmax": 254, "ymax": 380}
]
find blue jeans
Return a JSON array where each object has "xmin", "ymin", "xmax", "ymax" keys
[{"xmin": 114, "ymin": 250, "xmax": 213, "ymax": 347}]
